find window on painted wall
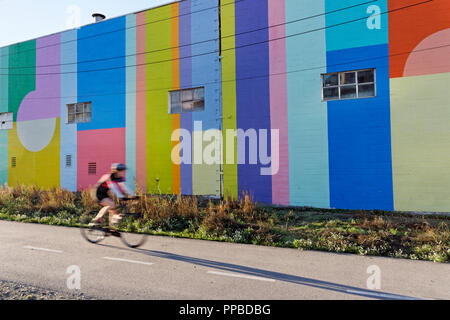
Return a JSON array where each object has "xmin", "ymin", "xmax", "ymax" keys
[
  {"xmin": 66, "ymin": 102, "xmax": 92, "ymax": 124},
  {"xmin": 321, "ymin": 69, "xmax": 376, "ymax": 101},
  {"xmin": 169, "ymin": 87, "xmax": 205, "ymax": 114},
  {"xmin": 0, "ymin": 112, "xmax": 13, "ymax": 130}
]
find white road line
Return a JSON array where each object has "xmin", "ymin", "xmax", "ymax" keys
[
  {"xmin": 345, "ymin": 289, "xmax": 418, "ymax": 300},
  {"xmin": 103, "ymin": 257, "xmax": 154, "ymax": 266},
  {"xmin": 207, "ymin": 271, "xmax": 276, "ymax": 282},
  {"xmin": 23, "ymin": 246, "xmax": 63, "ymax": 254}
]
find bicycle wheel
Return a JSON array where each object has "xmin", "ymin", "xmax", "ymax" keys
[
  {"xmin": 80, "ymin": 211, "xmax": 106, "ymax": 244},
  {"xmin": 118, "ymin": 214, "xmax": 147, "ymax": 248}
]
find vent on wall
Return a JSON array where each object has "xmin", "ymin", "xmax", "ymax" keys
[
  {"xmin": 11, "ymin": 157, "xmax": 16, "ymax": 168},
  {"xmin": 88, "ymin": 162, "xmax": 97, "ymax": 175},
  {"xmin": 66, "ymin": 155, "xmax": 72, "ymax": 168}
]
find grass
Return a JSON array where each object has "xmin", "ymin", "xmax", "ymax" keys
[{"xmin": 0, "ymin": 185, "xmax": 449, "ymax": 263}]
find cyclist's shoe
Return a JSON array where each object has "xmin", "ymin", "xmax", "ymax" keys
[{"xmin": 88, "ymin": 218, "xmax": 104, "ymax": 227}]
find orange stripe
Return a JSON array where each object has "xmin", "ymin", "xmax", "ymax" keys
[
  {"xmin": 136, "ymin": 12, "xmax": 147, "ymax": 193},
  {"xmin": 171, "ymin": 3, "xmax": 181, "ymax": 195}
]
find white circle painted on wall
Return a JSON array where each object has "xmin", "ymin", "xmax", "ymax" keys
[{"xmin": 17, "ymin": 118, "xmax": 56, "ymax": 152}]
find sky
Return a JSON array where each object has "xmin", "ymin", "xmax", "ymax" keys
[{"xmin": 0, "ymin": 0, "xmax": 175, "ymax": 48}]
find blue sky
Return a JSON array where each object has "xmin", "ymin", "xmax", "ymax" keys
[{"xmin": 0, "ymin": 0, "xmax": 175, "ymax": 48}]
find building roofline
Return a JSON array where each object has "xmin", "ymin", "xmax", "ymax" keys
[{"xmin": 0, "ymin": 0, "xmax": 181, "ymax": 50}]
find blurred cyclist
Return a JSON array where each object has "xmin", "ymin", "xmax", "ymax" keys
[{"xmin": 90, "ymin": 163, "xmax": 135, "ymax": 228}]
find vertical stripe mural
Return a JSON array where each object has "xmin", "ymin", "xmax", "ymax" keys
[
  {"xmin": 268, "ymin": 0, "xmax": 289, "ymax": 206},
  {"xmin": 0, "ymin": 47, "xmax": 8, "ymax": 185},
  {"xmin": 60, "ymin": 30, "xmax": 78, "ymax": 192},
  {"xmin": 171, "ymin": 2, "xmax": 181, "ymax": 195},
  {"xmin": 191, "ymin": 0, "xmax": 222, "ymax": 196},
  {"xmin": 9, "ymin": 35, "xmax": 60, "ymax": 188},
  {"xmin": 286, "ymin": 0, "xmax": 329, "ymax": 208},
  {"xmin": 235, "ymin": 0, "xmax": 272, "ymax": 203},
  {"xmin": 221, "ymin": 0, "xmax": 238, "ymax": 199},
  {"xmin": 325, "ymin": 0, "xmax": 393, "ymax": 210},
  {"xmin": 146, "ymin": 6, "xmax": 173, "ymax": 194},
  {"xmin": 1, "ymin": 0, "xmax": 449, "ymax": 213},
  {"xmin": 136, "ymin": 12, "xmax": 147, "ymax": 192},
  {"xmin": 77, "ymin": 17, "xmax": 126, "ymax": 190},
  {"xmin": 389, "ymin": 0, "xmax": 450, "ymax": 212},
  {"xmin": 126, "ymin": 15, "xmax": 137, "ymax": 192},
  {"xmin": 179, "ymin": 0, "xmax": 193, "ymax": 195}
]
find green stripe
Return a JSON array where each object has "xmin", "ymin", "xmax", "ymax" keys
[
  {"xmin": 145, "ymin": 7, "xmax": 173, "ymax": 194},
  {"xmin": 8, "ymin": 40, "xmax": 36, "ymax": 122}
]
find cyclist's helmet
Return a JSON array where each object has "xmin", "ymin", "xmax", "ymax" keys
[{"xmin": 111, "ymin": 163, "xmax": 127, "ymax": 173}]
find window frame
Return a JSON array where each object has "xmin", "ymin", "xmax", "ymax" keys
[
  {"xmin": 321, "ymin": 68, "xmax": 376, "ymax": 102},
  {"xmin": 66, "ymin": 102, "xmax": 92, "ymax": 124},
  {"xmin": 168, "ymin": 87, "xmax": 205, "ymax": 115}
]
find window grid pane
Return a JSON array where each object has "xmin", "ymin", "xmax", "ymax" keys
[
  {"xmin": 66, "ymin": 102, "xmax": 92, "ymax": 124},
  {"xmin": 322, "ymin": 69, "xmax": 375, "ymax": 101},
  {"xmin": 170, "ymin": 88, "xmax": 205, "ymax": 114}
]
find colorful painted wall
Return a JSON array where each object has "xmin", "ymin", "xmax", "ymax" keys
[
  {"xmin": 220, "ymin": 0, "xmax": 450, "ymax": 211},
  {"xmin": 0, "ymin": 0, "xmax": 449, "ymax": 212}
]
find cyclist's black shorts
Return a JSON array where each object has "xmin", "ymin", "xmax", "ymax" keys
[{"xmin": 96, "ymin": 186, "xmax": 109, "ymax": 202}]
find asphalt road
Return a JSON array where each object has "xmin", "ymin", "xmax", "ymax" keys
[{"xmin": 0, "ymin": 220, "xmax": 448, "ymax": 300}]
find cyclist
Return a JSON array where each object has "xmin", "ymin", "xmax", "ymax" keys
[{"xmin": 90, "ymin": 163, "xmax": 135, "ymax": 228}]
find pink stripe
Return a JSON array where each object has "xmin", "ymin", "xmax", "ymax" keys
[
  {"xmin": 136, "ymin": 12, "xmax": 147, "ymax": 192},
  {"xmin": 77, "ymin": 128, "xmax": 126, "ymax": 191},
  {"xmin": 268, "ymin": 0, "xmax": 289, "ymax": 205}
]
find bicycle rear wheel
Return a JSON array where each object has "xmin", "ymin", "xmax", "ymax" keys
[
  {"xmin": 81, "ymin": 227, "xmax": 106, "ymax": 244},
  {"xmin": 118, "ymin": 213, "xmax": 147, "ymax": 248},
  {"xmin": 80, "ymin": 211, "xmax": 106, "ymax": 244}
]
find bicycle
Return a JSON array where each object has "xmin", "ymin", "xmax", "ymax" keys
[{"xmin": 80, "ymin": 197, "xmax": 147, "ymax": 248}]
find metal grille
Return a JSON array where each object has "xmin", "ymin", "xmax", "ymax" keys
[
  {"xmin": 11, "ymin": 157, "xmax": 16, "ymax": 168},
  {"xmin": 65, "ymin": 155, "xmax": 72, "ymax": 168},
  {"xmin": 88, "ymin": 162, "xmax": 96, "ymax": 175}
]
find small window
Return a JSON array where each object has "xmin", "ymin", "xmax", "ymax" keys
[
  {"xmin": 65, "ymin": 155, "xmax": 72, "ymax": 168},
  {"xmin": 67, "ymin": 102, "xmax": 92, "ymax": 124},
  {"xmin": 321, "ymin": 69, "xmax": 376, "ymax": 101},
  {"xmin": 88, "ymin": 162, "xmax": 96, "ymax": 175},
  {"xmin": 169, "ymin": 87, "xmax": 205, "ymax": 114},
  {"xmin": 11, "ymin": 157, "xmax": 16, "ymax": 168},
  {"xmin": 0, "ymin": 112, "xmax": 13, "ymax": 130}
]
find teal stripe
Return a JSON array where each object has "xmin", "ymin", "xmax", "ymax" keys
[
  {"xmin": 286, "ymin": 0, "xmax": 330, "ymax": 207},
  {"xmin": 125, "ymin": 15, "xmax": 137, "ymax": 192},
  {"xmin": 0, "ymin": 47, "xmax": 9, "ymax": 185},
  {"xmin": 325, "ymin": 0, "xmax": 388, "ymax": 51}
]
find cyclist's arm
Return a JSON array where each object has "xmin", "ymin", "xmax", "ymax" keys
[{"xmin": 117, "ymin": 182, "xmax": 135, "ymax": 198}]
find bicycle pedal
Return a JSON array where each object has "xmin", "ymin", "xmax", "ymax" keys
[{"xmin": 110, "ymin": 230, "xmax": 121, "ymax": 237}]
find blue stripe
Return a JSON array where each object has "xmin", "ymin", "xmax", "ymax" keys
[
  {"xmin": 326, "ymin": 44, "xmax": 393, "ymax": 210},
  {"xmin": 77, "ymin": 17, "xmax": 126, "ymax": 131},
  {"xmin": 125, "ymin": 15, "xmax": 137, "ymax": 192},
  {"xmin": 179, "ymin": 0, "xmax": 193, "ymax": 195},
  {"xmin": 60, "ymin": 30, "xmax": 77, "ymax": 191}
]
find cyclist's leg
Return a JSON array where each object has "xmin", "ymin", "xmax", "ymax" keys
[{"xmin": 92, "ymin": 198, "xmax": 115, "ymax": 223}]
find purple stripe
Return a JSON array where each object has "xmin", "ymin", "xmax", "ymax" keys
[
  {"xmin": 235, "ymin": 0, "xmax": 272, "ymax": 204},
  {"xmin": 17, "ymin": 34, "xmax": 61, "ymax": 122},
  {"xmin": 179, "ymin": 0, "xmax": 193, "ymax": 195}
]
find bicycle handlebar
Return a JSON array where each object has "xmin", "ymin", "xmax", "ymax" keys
[{"xmin": 120, "ymin": 196, "xmax": 140, "ymax": 202}]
